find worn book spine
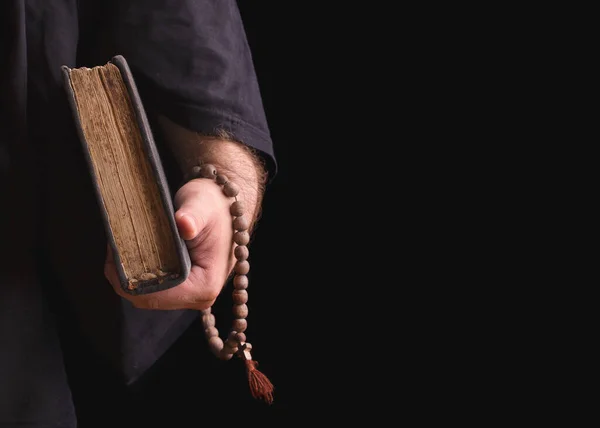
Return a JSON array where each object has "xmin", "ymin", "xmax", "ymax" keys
[{"xmin": 61, "ymin": 55, "xmax": 191, "ymax": 295}]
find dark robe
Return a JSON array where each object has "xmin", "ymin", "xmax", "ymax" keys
[{"xmin": 0, "ymin": 1, "xmax": 275, "ymax": 426}]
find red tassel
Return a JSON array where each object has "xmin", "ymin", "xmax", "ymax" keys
[{"xmin": 245, "ymin": 360, "xmax": 274, "ymax": 404}]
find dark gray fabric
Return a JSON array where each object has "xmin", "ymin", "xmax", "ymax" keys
[
  {"xmin": 0, "ymin": 271, "xmax": 75, "ymax": 427},
  {"xmin": 0, "ymin": 0, "xmax": 275, "ymax": 425}
]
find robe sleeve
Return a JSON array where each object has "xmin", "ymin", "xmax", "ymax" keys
[{"xmin": 111, "ymin": 0, "xmax": 276, "ymax": 176}]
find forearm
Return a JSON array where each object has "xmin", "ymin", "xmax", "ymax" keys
[{"xmin": 157, "ymin": 115, "xmax": 268, "ymax": 228}]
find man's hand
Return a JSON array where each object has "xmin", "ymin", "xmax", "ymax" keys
[
  {"xmin": 104, "ymin": 116, "xmax": 267, "ymax": 310},
  {"xmin": 104, "ymin": 177, "xmax": 236, "ymax": 310}
]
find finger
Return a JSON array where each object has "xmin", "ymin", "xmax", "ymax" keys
[
  {"xmin": 174, "ymin": 211, "xmax": 199, "ymax": 241},
  {"xmin": 128, "ymin": 269, "xmax": 218, "ymax": 311},
  {"xmin": 174, "ymin": 184, "xmax": 213, "ymax": 243}
]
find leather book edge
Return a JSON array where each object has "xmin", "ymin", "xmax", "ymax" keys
[{"xmin": 110, "ymin": 55, "xmax": 192, "ymax": 295}]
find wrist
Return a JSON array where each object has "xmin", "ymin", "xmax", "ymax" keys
[
  {"xmin": 188, "ymin": 140, "xmax": 264, "ymax": 231},
  {"xmin": 157, "ymin": 116, "xmax": 267, "ymax": 228},
  {"xmin": 191, "ymin": 139, "xmax": 263, "ymax": 221}
]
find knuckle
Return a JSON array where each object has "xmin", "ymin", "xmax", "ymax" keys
[{"xmin": 147, "ymin": 297, "xmax": 161, "ymax": 310}]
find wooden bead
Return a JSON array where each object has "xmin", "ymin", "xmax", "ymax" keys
[
  {"xmin": 202, "ymin": 313, "xmax": 215, "ymax": 328},
  {"xmin": 196, "ymin": 166, "xmax": 260, "ymax": 365},
  {"xmin": 227, "ymin": 331, "xmax": 238, "ymax": 342},
  {"xmin": 221, "ymin": 350, "xmax": 236, "ymax": 360},
  {"xmin": 234, "ymin": 260, "xmax": 250, "ymax": 275},
  {"xmin": 233, "ymin": 318, "xmax": 247, "ymax": 332},
  {"xmin": 208, "ymin": 336, "xmax": 224, "ymax": 354},
  {"xmin": 233, "ymin": 304, "xmax": 248, "ymax": 319},
  {"xmin": 233, "ymin": 275, "xmax": 248, "ymax": 289},
  {"xmin": 223, "ymin": 181, "xmax": 240, "ymax": 197},
  {"xmin": 218, "ymin": 350, "xmax": 234, "ymax": 361},
  {"xmin": 199, "ymin": 164, "xmax": 217, "ymax": 178},
  {"xmin": 224, "ymin": 340, "xmax": 238, "ymax": 354},
  {"xmin": 232, "ymin": 289, "xmax": 248, "ymax": 305},
  {"xmin": 205, "ymin": 326, "xmax": 218, "ymax": 338},
  {"xmin": 233, "ymin": 216, "xmax": 249, "ymax": 231},
  {"xmin": 216, "ymin": 174, "xmax": 228, "ymax": 185},
  {"xmin": 234, "ymin": 245, "xmax": 249, "ymax": 261},
  {"xmin": 190, "ymin": 165, "xmax": 202, "ymax": 178},
  {"xmin": 234, "ymin": 231, "xmax": 250, "ymax": 245},
  {"xmin": 230, "ymin": 201, "xmax": 244, "ymax": 217},
  {"xmin": 224, "ymin": 334, "xmax": 238, "ymax": 352}
]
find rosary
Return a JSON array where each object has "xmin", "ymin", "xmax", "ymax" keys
[{"xmin": 186, "ymin": 162, "xmax": 274, "ymax": 405}]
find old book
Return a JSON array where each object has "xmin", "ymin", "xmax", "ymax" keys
[{"xmin": 61, "ymin": 55, "xmax": 191, "ymax": 295}]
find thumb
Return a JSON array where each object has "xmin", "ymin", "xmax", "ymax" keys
[
  {"xmin": 174, "ymin": 210, "xmax": 200, "ymax": 241},
  {"xmin": 173, "ymin": 182, "xmax": 213, "ymax": 242}
]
